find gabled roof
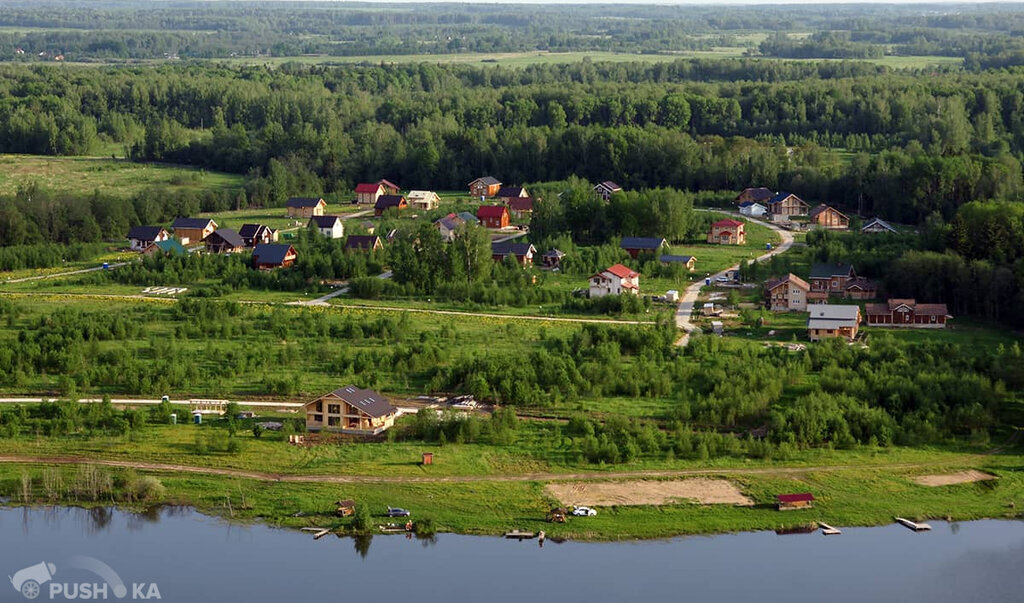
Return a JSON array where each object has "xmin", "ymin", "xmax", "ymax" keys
[
  {"xmin": 809, "ymin": 204, "xmax": 849, "ymax": 220},
  {"xmin": 620, "ymin": 236, "xmax": 667, "ymax": 250},
  {"xmin": 496, "ymin": 186, "xmax": 527, "ymax": 198},
  {"xmin": 324, "ymin": 385, "xmax": 396, "ymax": 418},
  {"xmin": 285, "ymin": 197, "xmax": 326, "ymax": 208},
  {"xmin": 375, "ymin": 195, "xmax": 406, "ymax": 210},
  {"xmin": 862, "ymin": 217, "xmax": 898, "ymax": 233},
  {"xmin": 147, "ymin": 239, "xmax": 187, "ymax": 256},
  {"xmin": 543, "ymin": 248, "xmax": 565, "ymax": 258},
  {"xmin": 660, "ymin": 254, "xmax": 696, "ymax": 264},
  {"xmin": 172, "ymin": 217, "xmax": 216, "ymax": 230},
  {"xmin": 595, "ymin": 180, "xmax": 622, "ymax": 192},
  {"xmin": 457, "ymin": 211, "xmax": 479, "ymax": 224},
  {"xmin": 376, "ymin": 179, "xmax": 400, "ymax": 191},
  {"xmin": 407, "ymin": 190, "xmax": 437, "ymax": 200},
  {"xmin": 845, "ymin": 277, "xmax": 877, "ymax": 291},
  {"xmin": 768, "ymin": 191, "xmax": 803, "ymax": 205},
  {"xmin": 238, "ymin": 223, "xmax": 270, "ymax": 239},
  {"xmin": 477, "ymin": 205, "xmax": 509, "ymax": 219},
  {"xmin": 712, "ymin": 219, "xmax": 745, "ymax": 228},
  {"xmin": 766, "ymin": 273, "xmax": 809, "ymax": 291},
  {"xmin": 345, "ymin": 235, "xmax": 382, "ymax": 250},
  {"xmin": 206, "ymin": 228, "xmax": 244, "ymax": 248},
  {"xmin": 252, "ymin": 243, "xmax": 296, "ymax": 266},
  {"xmin": 737, "ymin": 187, "xmax": 774, "ymax": 202},
  {"xmin": 507, "ymin": 197, "xmax": 534, "ymax": 212},
  {"xmin": 809, "ymin": 263, "xmax": 855, "ymax": 279},
  {"xmin": 469, "ymin": 176, "xmax": 501, "ymax": 186},
  {"xmin": 436, "ymin": 214, "xmax": 464, "ymax": 231},
  {"xmin": 127, "ymin": 226, "xmax": 167, "ymax": 241},
  {"xmin": 739, "ymin": 201, "xmax": 766, "ymax": 209},
  {"xmin": 807, "ymin": 304, "xmax": 860, "ymax": 321},
  {"xmin": 604, "ymin": 263, "xmax": 638, "ymax": 279},
  {"xmin": 354, "ymin": 183, "xmax": 383, "ymax": 194},
  {"xmin": 309, "ymin": 215, "xmax": 343, "ymax": 228},
  {"xmin": 492, "ymin": 241, "xmax": 536, "ymax": 257}
]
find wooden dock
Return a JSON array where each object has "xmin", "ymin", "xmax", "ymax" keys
[
  {"xmin": 818, "ymin": 522, "xmax": 842, "ymax": 535},
  {"xmin": 504, "ymin": 530, "xmax": 536, "ymax": 540},
  {"xmin": 895, "ymin": 517, "xmax": 932, "ymax": 532},
  {"xmin": 300, "ymin": 527, "xmax": 332, "ymax": 540}
]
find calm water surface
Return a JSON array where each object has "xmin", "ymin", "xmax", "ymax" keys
[{"xmin": 0, "ymin": 507, "xmax": 1022, "ymax": 603}]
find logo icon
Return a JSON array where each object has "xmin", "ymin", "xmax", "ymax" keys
[{"xmin": 9, "ymin": 562, "xmax": 56, "ymax": 599}]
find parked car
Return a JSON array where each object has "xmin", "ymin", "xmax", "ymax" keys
[
  {"xmin": 386, "ymin": 506, "xmax": 411, "ymax": 517},
  {"xmin": 572, "ymin": 506, "xmax": 597, "ymax": 517},
  {"xmin": 715, "ymin": 275, "xmax": 729, "ymax": 283}
]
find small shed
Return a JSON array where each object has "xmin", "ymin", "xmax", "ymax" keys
[
  {"xmin": 336, "ymin": 500, "xmax": 356, "ymax": 517},
  {"xmin": 777, "ymin": 493, "xmax": 815, "ymax": 511},
  {"xmin": 547, "ymin": 508, "xmax": 567, "ymax": 523},
  {"xmin": 711, "ymin": 321, "xmax": 724, "ymax": 335},
  {"xmin": 422, "ymin": 452, "xmax": 433, "ymax": 466},
  {"xmin": 665, "ymin": 290, "xmax": 679, "ymax": 303}
]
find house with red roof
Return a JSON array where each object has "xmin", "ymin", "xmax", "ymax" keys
[
  {"xmin": 707, "ymin": 219, "xmax": 746, "ymax": 245},
  {"xmin": 589, "ymin": 264, "xmax": 639, "ymax": 298},
  {"xmin": 355, "ymin": 183, "xmax": 385, "ymax": 205},
  {"xmin": 476, "ymin": 205, "xmax": 510, "ymax": 229},
  {"xmin": 776, "ymin": 493, "xmax": 814, "ymax": 511}
]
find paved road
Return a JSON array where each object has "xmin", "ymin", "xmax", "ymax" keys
[
  {"xmin": 674, "ymin": 211, "xmax": 796, "ymax": 346},
  {"xmin": 2, "ymin": 261, "xmax": 130, "ymax": 284}
]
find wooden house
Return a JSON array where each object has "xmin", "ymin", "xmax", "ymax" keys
[
  {"xmin": 660, "ymin": 254, "xmax": 696, "ymax": 271},
  {"xmin": 468, "ymin": 177, "xmax": 502, "ymax": 198},
  {"xmin": 862, "ymin": 217, "xmax": 898, "ymax": 234},
  {"xmin": 477, "ymin": 205, "xmax": 510, "ymax": 229},
  {"xmin": 542, "ymin": 249, "xmax": 565, "ymax": 268},
  {"xmin": 777, "ymin": 493, "xmax": 815, "ymax": 511},
  {"xmin": 142, "ymin": 239, "xmax": 187, "ymax": 257},
  {"xmin": 171, "ymin": 217, "xmax": 217, "ymax": 245},
  {"xmin": 491, "ymin": 241, "xmax": 536, "ymax": 266},
  {"xmin": 496, "ymin": 186, "xmax": 529, "ymax": 205},
  {"xmin": 285, "ymin": 197, "xmax": 327, "ymax": 218},
  {"xmin": 304, "ymin": 385, "xmax": 397, "ymax": 435},
  {"xmin": 376, "ymin": 179, "xmax": 401, "ymax": 195},
  {"xmin": 336, "ymin": 500, "xmax": 356, "ymax": 517},
  {"xmin": 593, "ymin": 181, "xmax": 622, "ymax": 201},
  {"xmin": 506, "ymin": 197, "xmax": 534, "ymax": 217},
  {"xmin": 620, "ymin": 237, "xmax": 667, "ymax": 258},
  {"xmin": 809, "ymin": 263, "xmax": 856, "ymax": 300},
  {"xmin": 374, "ymin": 195, "xmax": 407, "ymax": 217},
  {"xmin": 707, "ymin": 219, "xmax": 746, "ymax": 245},
  {"xmin": 808, "ymin": 204, "xmax": 850, "ymax": 230},
  {"xmin": 407, "ymin": 190, "xmax": 440, "ymax": 211},
  {"xmin": 765, "ymin": 273, "xmax": 810, "ymax": 312},
  {"xmin": 239, "ymin": 223, "xmax": 276, "ymax": 247},
  {"xmin": 354, "ymin": 183, "xmax": 385, "ymax": 205},
  {"xmin": 865, "ymin": 299, "xmax": 950, "ymax": 328},
  {"xmin": 203, "ymin": 228, "xmax": 245, "ymax": 254},
  {"xmin": 590, "ymin": 264, "xmax": 639, "ymax": 298},
  {"xmin": 127, "ymin": 226, "xmax": 169, "ymax": 251},
  {"xmin": 844, "ymin": 277, "xmax": 878, "ymax": 300},
  {"xmin": 345, "ymin": 235, "xmax": 383, "ymax": 253},
  {"xmin": 807, "ymin": 304, "xmax": 861, "ymax": 342},
  {"xmin": 736, "ymin": 187, "xmax": 774, "ymax": 204},
  {"xmin": 766, "ymin": 192, "xmax": 810, "ymax": 220},
  {"xmin": 252, "ymin": 243, "xmax": 297, "ymax": 269}
]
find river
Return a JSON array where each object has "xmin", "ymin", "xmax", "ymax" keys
[{"xmin": 0, "ymin": 506, "xmax": 1022, "ymax": 602}]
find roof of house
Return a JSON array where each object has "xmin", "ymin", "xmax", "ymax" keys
[
  {"xmin": 809, "ymin": 204, "xmax": 848, "ymax": 220},
  {"xmin": 172, "ymin": 217, "xmax": 216, "ymax": 230},
  {"xmin": 436, "ymin": 215, "xmax": 464, "ymax": 231},
  {"xmin": 808, "ymin": 304, "xmax": 860, "ymax": 320},
  {"xmin": 866, "ymin": 299, "xmax": 949, "ymax": 316},
  {"xmin": 766, "ymin": 273, "xmax": 810, "ymax": 291},
  {"xmin": 595, "ymin": 180, "xmax": 622, "ymax": 191},
  {"xmin": 354, "ymin": 183, "xmax": 383, "ymax": 194},
  {"xmin": 238, "ymin": 223, "xmax": 270, "ymax": 239},
  {"xmin": 407, "ymin": 190, "xmax": 436, "ymax": 200},
  {"xmin": 148, "ymin": 239, "xmax": 187, "ymax": 255},
  {"xmin": 738, "ymin": 201, "xmax": 766, "ymax": 209},
  {"xmin": 457, "ymin": 211, "xmax": 480, "ymax": 224},
  {"xmin": 253, "ymin": 243, "xmax": 296, "ymax": 266},
  {"xmin": 738, "ymin": 187, "xmax": 774, "ymax": 201},
  {"xmin": 285, "ymin": 197, "xmax": 326, "ymax": 208},
  {"xmin": 544, "ymin": 248, "xmax": 565, "ymax": 258},
  {"xmin": 469, "ymin": 176, "xmax": 501, "ymax": 186},
  {"xmin": 810, "ymin": 263, "xmax": 855, "ymax": 279},
  {"xmin": 862, "ymin": 217, "xmax": 898, "ymax": 233},
  {"xmin": 845, "ymin": 277, "xmax": 877, "ymax": 291},
  {"xmin": 309, "ymin": 215, "xmax": 343, "ymax": 228},
  {"xmin": 660, "ymin": 254, "xmax": 696, "ymax": 264},
  {"xmin": 345, "ymin": 235, "xmax": 382, "ymax": 250},
  {"xmin": 376, "ymin": 179, "xmax": 400, "ymax": 190},
  {"xmin": 127, "ymin": 225, "xmax": 166, "ymax": 241},
  {"xmin": 768, "ymin": 191, "xmax": 804, "ymax": 205},
  {"xmin": 477, "ymin": 205, "xmax": 509, "ymax": 219},
  {"xmin": 712, "ymin": 219, "xmax": 745, "ymax": 228},
  {"xmin": 507, "ymin": 197, "xmax": 534, "ymax": 212},
  {"xmin": 374, "ymin": 195, "xmax": 406, "ymax": 210},
  {"xmin": 604, "ymin": 263, "xmax": 639, "ymax": 279},
  {"xmin": 206, "ymin": 228, "xmax": 244, "ymax": 248},
  {"xmin": 777, "ymin": 493, "xmax": 815, "ymax": 503},
  {"xmin": 325, "ymin": 385, "xmax": 396, "ymax": 418},
  {"xmin": 620, "ymin": 236, "xmax": 667, "ymax": 250},
  {"xmin": 492, "ymin": 241, "xmax": 536, "ymax": 256},
  {"xmin": 496, "ymin": 186, "xmax": 527, "ymax": 198}
]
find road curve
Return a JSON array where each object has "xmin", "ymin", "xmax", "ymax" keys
[{"xmin": 674, "ymin": 211, "xmax": 796, "ymax": 346}]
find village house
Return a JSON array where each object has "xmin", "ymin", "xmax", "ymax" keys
[
  {"xmin": 808, "ymin": 263, "xmax": 857, "ymax": 300},
  {"xmin": 660, "ymin": 254, "xmax": 696, "ymax": 271},
  {"xmin": 359, "ymin": 220, "xmax": 376, "ymax": 235},
  {"xmin": 354, "ymin": 183, "xmax": 385, "ymax": 205},
  {"xmin": 844, "ymin": 277, "xmax": 878, "ymax": 300},
  {"xmin": 593, "ymin": 181, "xmax": 622, "ymax": 201},
  {"xmin": 496, "ymin": 185, "xmax": 529, "ymax": 204},
  {"xmin": 620, "ymin": 236, "xmax": 668, "ymax": 258},
  {"xmin": 238, "ymin": 223, "xmax": 276, "ymax": 247},
  {"xmin": 808, "ymin": 204, "xmax": 850, "ymax": 230},
  {"xmin": 374, "ymin": 195, "xmax": 408, "ymax": 217},
  {"xmin": 142, "ymin": 239, "xmax": 188, "ymax": 257},
  {"xmin": 766, "ymin": 192, "xmax": 810, "ymax": 220},
  {"xmin": 127, "ymin": 226, "xmax": 169, "ymax": 251},
  {"xmin": 406, "ymin": 190, "xmax": 440, "ymax": 211},
  {"xmin": 506, "ymin": 197, "xmax": 534, "ymax": 218},
  {"xmin": 542, "ymin": 248, "xmax": 565, "ymax": 268},
  {"xmin": 736, "ymin": 187, "xmax": 774, "ymax": 204},
  {"xmin": 308, "ymin": 215, "xmax": 345, "ymax": 239},
  {"xmin": 435, "ymin": 214, "xmax": 465, "ymax": 242},
  {"xmin": 776, "ymin": 493, "xmax": 815, "ymax": 511},
  {"xmin": 171, "ymin": 217, "xmax": 217, "ymax": 245},
  {"xmin": 738, "ymin": 201, "xmax": 768, "ymax": 218},
  {"xmin": 252, "ymin": 243, "xmax": 297, "ymax": 270},
  {"xmin": 203, "ymin": 228, "xmax": 246, "ymax": 254},
  {"xmin": 807, "ymin": 304, "xmax": 861, "ymax": 342},
  {"xmin": 865, "ymin": 299, "xmax": 951, "ymax": 328},
  {"xmin": 491, "ymin": 241, "xmax": 536, "ymax": 266},
  {"xmin": 345, "ymin": 235, "xmax": 383, "ymax": 253},
  {"xmin": 589, "ymin": 264, "xmax": 640, "ymax": 298},
  {"xmin": 765, "ymin": 273, "xmax": 810, "ymax": 311},
  {"xmin": 376, "ymin": 179, "xmax": 401, "ymax": 195},
  {"xmin": 862, "ymin": 217, "xmax": 898, "ymax": 234},
  {"xmin": 285, "ymin": 197, "xmax": 327, "ymax": 218},
  {"xmin": 304, "ymin": 385, "xmax": 397, "ymax": 435},
  {"xmin": 468, "ymin": 177, "xmax": 502, "ymax": 198},
  {"xmin": 707, "ymin": 219, "xmax": 746, "ymax": 245},
  {"xmin": 477, "ymin": 205, "xmax": 510, "ymax": 229}
]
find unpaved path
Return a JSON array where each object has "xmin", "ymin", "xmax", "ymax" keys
[
  {"xmin": 547, "ymin": 478, "xmax": 754, "ymax": 506},
  {"xmin": 912, "ymin": 470, "xmax": 998, "ymax": 487},
  {"xmin": 2, "ymin": 262, "xmax": 130, "ymax": 284}
]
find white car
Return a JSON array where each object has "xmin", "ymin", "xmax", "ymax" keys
[
  {"xmin": 715, "ymin": 276, "xmax": 730, "ymax": 283},
  {"xmin": 572, "ymin": 506, "xmax": 597, "ymax": 517}
]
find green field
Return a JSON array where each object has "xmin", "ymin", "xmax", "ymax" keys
[{"xmin": 0, "ymin": 155, "xmax": 243, "ymax": 198}]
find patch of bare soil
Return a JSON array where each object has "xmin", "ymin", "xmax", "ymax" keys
[
  {"xmin": 546, "ymin": 479, "xmax": 754, "ymax": 507},
  {"xmin": 912, "ymin": 470, "xmax": 997, "ymax": 487}
]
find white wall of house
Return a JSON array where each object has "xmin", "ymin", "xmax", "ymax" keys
[{"xmin": 317, "ymin": 221, "xmax": 345, "ymax": 239}]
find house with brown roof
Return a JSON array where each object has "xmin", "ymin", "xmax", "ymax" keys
[
  {"xmin": 865, "ymin": 299, "xmax": 950, "ymax": 328},
  {"xmin": 377, "ymin": 179, "xmax": 401, "ymax": 195},
  {"xmin": 374, "ymin": 195, "xmax": 407, "ymax": 216},
  {"xmin": 765, "ymin": 273, "xmax": 810, "ymax": 311},
  {"xmin": 506, "ymin": 197, "xmax": 534, "ymax": 217},
  {"xmin": 304, "ymin": 385, "xmax": 397, "ymax": 435},
  {"xmin": 204, "ymin": 228, "xmax": 246, "ymax": 254},
  {"xmin": 593, "ymin": 181, "xmax": 622, "ymax": 201},
  {"xmin": 285, "ymin": 197, "xmax": 327, "ymax": 218},
  {"xmin": 354, "ymin": 183, "xmax": 385, "ymax": 205},
  {"xmin": 808, "ymin": 204, "xmax": 850, "ymax": 230},
  {"xmin": 736, "ymin": 187, "xmax": 774, "ymax": 204},
  {"xmin": 590, "ymin": 264, "xmax": 639, "ymax": 297},
  {"xmin": 707, "ymin": 219, "xmax": 746, "ymax": 245},
  {"xmin": 477, "ymin": 205, "xmax": 510, "ymax": 229},
  {"xmin": 469, "ymin": 177, "xmax": 502, "ymax": 198},
  {"xmin": 345, "ymin": 235, "xmax": 384, "ymax": 253}
]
